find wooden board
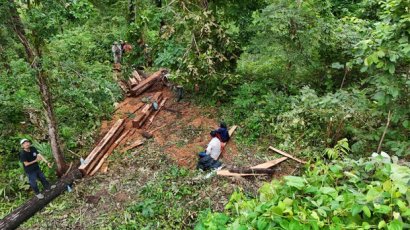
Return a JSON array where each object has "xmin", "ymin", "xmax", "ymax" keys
[
  {"xmin": 251, "ymin": 157, "xmax": 288, "ymax": 169},
  {"xmin": 228, "ymin": 125, "xmax": 237, "ymax": 136},
  {"xmin": 268, "ymin": 146, "xmax": 307, "ymax": 164},
  {"xmin": 129, "ymin": 77, "xmax": 138, "ymax": 87},
  {"xmin": 217, "ymin": 170, "xmax": 266, "ymax": 177},
  {"xmin": 100, "ymin": 162, "xmax": 108, "ymax": 173},
  {"xmin": 132, "ymin": 70, "xmax": 142, "ymax": 82},
  {"xmin": 130, "ymin": 69, "xmax": 167, "ymax": 96},
  {"xmin": 133, "ymin": 92, "xmax": 163, "ymax": 128},
  {"xmin": 229, "ymin": 168, "xmax": 275, "ymax": 174},
  {"xmin": 89, "ymin": 128, "xmax": 129, "ymax": 176},
  {"xmin": 123, "ymin": 140, "xmax": 144, "ymax": 152},
  {"xmin": 78, "ymin": 119, "xmax": 125, "ymax": 174},
  {"xmin": 130, "ymin": 102, "xmax": 145, "ymax": 114},
  {"xmin": 85, "ymin": 125, "xmax": 124, "ymax": 175},
  {"xmin": 147, "ymin": 97, "xmax": 168, "ymax": 126}
]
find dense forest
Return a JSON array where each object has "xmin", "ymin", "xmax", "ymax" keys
[{"xmin": 0, "ymin": 0, "xmax": 409, "ymax": 229}]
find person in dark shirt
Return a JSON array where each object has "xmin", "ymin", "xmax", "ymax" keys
[
  {"xmin": 216, "ymin": 122, "xmax": 230, "ymax": 143},
  {"xmin": 19, "ymin": 139, "xmax": 54, "ymax": 199}
]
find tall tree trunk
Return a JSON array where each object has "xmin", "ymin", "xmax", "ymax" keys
[
  {"xmin": 36, "ymin": 69, "xmax": 67, "ymax": 176},
  {"xmin": 8, "ymin": 0, "xmax": 67, "ymax": 176},
  {"xmin": 128, "ymin": 0, "xmax": 136, "ymax": 25}
]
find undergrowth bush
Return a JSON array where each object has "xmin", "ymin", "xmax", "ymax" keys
[
  {"xmin": 196, "ymin": 154, "xmax": 410, "ymax": 229},
  {"xmin": 115, "ymin": 166, "xmax": 204, "ymax": 229},
  {"xmin": 223, "ymin": 84, "xmax": 409, "ymax": 157}
]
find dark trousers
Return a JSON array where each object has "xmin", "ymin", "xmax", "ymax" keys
[{"xmin": 27, "ymin": 169, "xmax": 49, "ymax": 194}]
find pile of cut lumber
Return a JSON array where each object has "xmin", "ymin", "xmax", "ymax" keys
[
  {"xmin": 79, "ymin": 119, "xmax": 128, "ymax": 176},
  {"xmin": 132, "ymin": 92, "xmax": 168, "ymax": 128},
  {"xmin": 129, "ymin": 68, "xmax": 168, "ymax": 96}
]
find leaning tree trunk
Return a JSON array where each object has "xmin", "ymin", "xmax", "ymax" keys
[
  {"xmin": 0, "ymin": 169, "xmax": 82, "ymax": 230},
  {"xmin": 37, "ymin": 69, "xmax": 67, "ymax": 176},
  {"xmin": 8, "ymin": 0, "xmax": 67, "ymax": 175}
]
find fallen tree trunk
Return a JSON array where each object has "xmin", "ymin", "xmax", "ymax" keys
[
  {"xmin": 130, "ymin": 69, "xmax": 168, "ymax": 96},
  {"xmin": 0, "ymin": 169, "xmax": 82, "ymax": 230}
]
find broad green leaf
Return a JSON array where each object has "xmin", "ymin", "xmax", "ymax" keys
[
  {"xmin": 387, "ymin": 220, "xmax": 403, "ymax": 230},
  {"xmin": 331, "ymin": 62, "xmax": 344, "ymax": 69},
  {"xmin": 366, "ymin": 188, "xmax": 381, "ymax": 202},
  {"xmin": 257, "ymin": 217, "xmax": 268, "ymax": 230},
  {"xmin": 383, "ymin": 180, "xmax": 392, "ymax": 191},
  {"xmin": 352, "ymin": 204, "xmax": 362, "ymax": 216},
  {"xmin": 378, "ymin": 220, "xmax": 386, "ymax": 229},
  {"xmin": 362, "ymin": 206, "xmax": 371, "ymax": 218},
  {"xmin": 284, "ymin": 176, "xmax": 305, "ymax": 190},
  {"xmin": 319, "ymin": 187, "xmax": 338, "ymax": 198}
]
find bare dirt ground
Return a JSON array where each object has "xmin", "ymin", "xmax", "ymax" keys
[{"xmin": 99, "ymin": 85, "xmax": 239, "ymax": 169}]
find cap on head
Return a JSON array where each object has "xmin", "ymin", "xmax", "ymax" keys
[
  {"xmin": 220, "ymin": 121, "xmax": 227, "ymax": 128},
  {"xmin": 210, "ymin": 130, "xmax": 217, "ymax": 137},
  {"xmin": 113, "ymin": 41, "xmax": 118, "ymax": 45},
  {"xmin": 20, "ymin": 139, "xmax": 30, "ymax": 145}
]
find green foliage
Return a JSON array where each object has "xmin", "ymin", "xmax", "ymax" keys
[
  {"xmin": 238, "ymin": 0, "xmax": 340, "ymax": 90},
  {"xmin": 220, "ymin": 0, "xmax": 409, "ymax": 157},
  {"xmin": 196, "ymin": 155, "xmax": 410, "ymax": 229},
  {"xmin": 115, "ymin": 166, "xmax": 202, "ymax": 229},
  {"xmin": 324, "ymin": 138, "xmax": 350, "ymax": 160},
  {"xmin": 0, "ymin": 0, "xmax": 123, "ymax": 215},
  {"xmin": 127, "ymin": 0, "xmax": 264, "ymax": 97}
]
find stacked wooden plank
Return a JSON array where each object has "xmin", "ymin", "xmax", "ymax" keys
[
  {"xmin": 132, "ymin": 92, "xmax": 167, "ymax": 128},
  {"xmin": 129, "ymin": 68, "xmax": 168, "ymax": 96},
  {"xmin": 78, "ymin": 119, "xmax": 126, "ymax": 175},
  {"xmin": 127, "ymin": 70, "xmax": 143, "ymax": 88}
]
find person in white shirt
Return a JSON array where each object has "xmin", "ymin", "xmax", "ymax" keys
[{"xmin": 206, "ymin": 131, "xmax": 221, "ymax": 160}]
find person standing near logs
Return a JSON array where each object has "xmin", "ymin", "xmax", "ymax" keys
[
  {"xmin": 112, "ymin": 41, "xmax": 122, "ymax": 70},
  {"xmin": 123, "ymin": 41, "xmax": 133, "ymax": 53},
  {"xmin": 19, "ymin": 139, "xmax": 55, "ymax": 199}
]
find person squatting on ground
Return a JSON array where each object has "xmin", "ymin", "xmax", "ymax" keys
[
  {"xmin": 19, "ymin": 139, "xmax": 55, "ymax": 199},
  {"xmin": 206, "ymin": 130, "xmax": 222, "ymax": 160},
  {"xmin": 215, "ymin": 122, "xmax": 230, "ymax": 150},
  {"xmin": 196, "ymin": 151, "xmax": 221, "ymax": 171}
]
